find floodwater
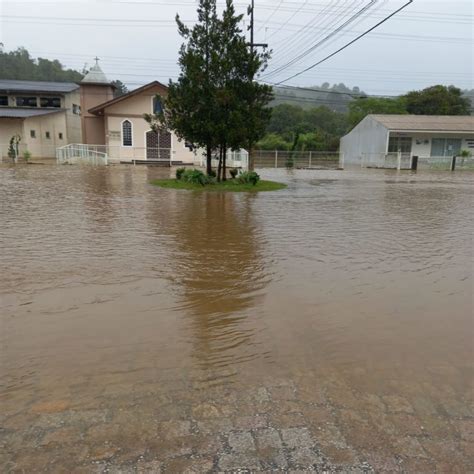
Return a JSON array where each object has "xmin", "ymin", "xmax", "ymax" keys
[{"xmin": 0, "ymin": 164, "xmax": 473, "ymax": 472}]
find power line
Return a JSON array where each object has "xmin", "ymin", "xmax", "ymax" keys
[
  {"xmin": 255, "ymin": 0, "xmax": 284, "ymax": 34},
  {"xmin": 269, "ymin": 0, "xmax": 356, "ymax": 63},
  {"xmin": 264, "ymin": 0, "xmax": 378, "ymax": 79},
  {"xmin": 264, "ymin": 0, "xmax": 310, "ymax": 41},
  {"xmin": 275, "ymin": 0, "xmax": 414, "ymax": 85}
]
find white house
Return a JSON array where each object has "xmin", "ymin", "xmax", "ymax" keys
[{"xmin": 340, "ymin": 115, "xmax": 474, "ymax": 167}]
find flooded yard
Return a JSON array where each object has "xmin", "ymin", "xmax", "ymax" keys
[{"xmin": 0, "ymin": 164, "xmax": 473, "ymax": 472}]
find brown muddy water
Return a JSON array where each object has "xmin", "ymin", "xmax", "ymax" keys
[{"xmin": 0, "ymin": 164, "xmax": 473, "ymax": 473}]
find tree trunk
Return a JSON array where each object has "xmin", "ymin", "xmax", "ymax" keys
[
  {"xmin": 222, "ymin": 143, "xmax": 227, "ymax": 181},
  {"xmin": 206, "ymin": 144, "xmax": 212, "ymax": 175},
  {"xmin": 217, "ymin": 146, "xmax": 223, "ymax": 182},
  {"xmin": 248, "ymin": 142, "xmax": 254, "ymax": 171}
]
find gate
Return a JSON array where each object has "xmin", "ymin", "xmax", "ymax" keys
[{"xmin": 146, "ymin": 130, "xmax": 171, "ymax": 161}]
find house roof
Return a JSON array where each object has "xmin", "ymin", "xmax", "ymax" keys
[
  {"xmin": 369, "ymin": 114, "xmax": 474, "ymax": 132},
  {"xmin": 0, "ymin": 107, "xmax": 65, "ymax": 118},
  {"xmin": 0, "ymin": 79, "xmax": 79, "ymax": 94},
  {"xmin": 89, "ymin": 81, "xmax": 167, "ymax": 115}
]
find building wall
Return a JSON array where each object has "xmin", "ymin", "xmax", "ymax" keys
[
  {"xmin": 104, "ymin": 83, "xmax": 167, "ymax": 116},
  {"xmin": 102, "ymin": 85, "xmax": 198, "ymax": 163},
  {"xmin": 23, "ymin": 112, "xmax": 68, "ymax": 158},
  {"xmin": 104, "ymin": 115, "xmax": 198, "ymax": 163},
  {"xmin": 0, "ymin": 119, "xmax": 23, "ymax": 159},
  {"xmin": 63, "ymin": 89, "xmax": 82, "ymax": 143},
  {"xmin": 340, "ymin": 116, "xmax": 389, "ymax": 164},
  {"xmin": 0, "ymin": 112, "xmax": 68, "ymax": 159},
  {"xmin": 80, "ymin": 84, "xmax": 114, "ymax": 145}
]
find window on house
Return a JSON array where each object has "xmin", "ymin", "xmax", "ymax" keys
[
  {"xmin": 122, "ymin": 120, "xmax": 132, "ymax": 146},
  {"xmin": 58, "ymin": 132, "xmax": 63, "ymax": 140},
  {"xmin": 153, "ymin": 97, "xmax": 163, "ymax": 114},
  {"xmin": 431, "ymin": 138, "xmax": 462, "ymax": 157},
  {"xmin": 16, "ymin": 96, "xmax": 37, "ymax": 107},
  {"xmin": 0, "ymin": 96, "xmax": 8, "ymax": 106},
  {"xmin": 40, "ymin": 97, "xmax": 61, "ymax": 108},
  {"xmin": 30, "ymin": 130, "xmax": 36, "ymax": 138},
  {"xmin": 45, "ymin": 131, "xmax": 51, "ymax": 139},
  {"xmin": 388, "ymin": 136, "xmax": 412, "ymax": 153},
  {"xmin": 72, "ymin": 104, "xmax": 81, "ymax": 115}
]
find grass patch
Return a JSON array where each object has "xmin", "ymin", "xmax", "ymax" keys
[{"xmin": 151, "ymin": 178, "xmax": 287, "ymax": 192}]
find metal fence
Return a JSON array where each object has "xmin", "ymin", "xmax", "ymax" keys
[
  {"xmin": 253, "ymin": 150, "xmax": 341, "ymax": 169},
  {"xmin": 359, "ymin": 153, "xmax": 474, "ymax": 171}
]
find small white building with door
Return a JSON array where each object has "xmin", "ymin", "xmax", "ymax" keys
[{"xmin": 340, "ymin": 115, "xmax": 474, "ymax": 166}]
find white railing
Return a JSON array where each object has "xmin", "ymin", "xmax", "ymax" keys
[{"xmin": 56, "ymin": 144, "xmax": 108, "ymax": 165}]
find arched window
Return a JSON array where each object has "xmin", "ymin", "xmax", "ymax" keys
[{"xmin": 122, "ymin": 120, "xmax": 132, "ymax": 146}]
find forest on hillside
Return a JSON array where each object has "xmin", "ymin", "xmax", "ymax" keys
[
  {"xmin": 1, "ymin": 47, "xmax": 472, "ymax": 152},
  {"xmin": 0, "ymin": 47, "xmax": 128, "ymax": 96}
]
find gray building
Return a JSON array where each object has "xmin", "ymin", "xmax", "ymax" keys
[
  {"xmin": 340, "ymin": 115, "xmax": 474, "ymax": 166},
  {"xmin": 0, "ymin": 79, "xmax": 82, "ymax": 159}
]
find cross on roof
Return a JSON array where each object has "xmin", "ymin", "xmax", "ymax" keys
[{"xmin": 94, "ymin": 56, "xmax": 100, "ymax": 65}]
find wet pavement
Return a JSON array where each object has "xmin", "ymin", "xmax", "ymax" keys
[{"xmin": 0, "ymin": 164, "xmax": 473, "ymax": 472}]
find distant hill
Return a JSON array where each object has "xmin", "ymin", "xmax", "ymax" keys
[{"xmin": 271, "ymin": 82, "xmax": 366, "ymax": 113}]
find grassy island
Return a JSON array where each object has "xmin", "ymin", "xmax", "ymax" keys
[
  {"xmin": 151, "ymin": 169, "xmax": 286, "ymax": 192},
  {"xmin": 151, "ymin": 178, "xmax": 286, "ymax": 192}
]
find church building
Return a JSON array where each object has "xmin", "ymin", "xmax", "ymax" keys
[{"xmin": 1, "ymin": 59, "xmax": 198, "ymax": 165}]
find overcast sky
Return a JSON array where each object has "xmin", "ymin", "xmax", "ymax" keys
[{"xmin": 1, "ymin": 0, "xmax": 472, "ymax": 95}]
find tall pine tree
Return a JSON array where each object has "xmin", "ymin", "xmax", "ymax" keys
[{"xmin": 146, "ymin": 0, "xmax": 272, "ymax": 176}]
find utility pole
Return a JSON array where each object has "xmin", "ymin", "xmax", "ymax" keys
[{"xmin": 247, "ymin": 0, "xmax": 267, "ymax": 171}]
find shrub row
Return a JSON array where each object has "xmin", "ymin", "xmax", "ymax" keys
[{"xmin": 175, "ymin": 168, "xmax": 260, "ymax": 186}]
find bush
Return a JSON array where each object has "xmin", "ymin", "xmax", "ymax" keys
[
  {"xmin": 23, "ymin": 150, "xmax": 32, "ymax": 161},
  {"xmin": 176, "ymin": 167, "xmax": 186, "ymax": 180},
  {"xmin": 229, "ymin": 168, "xmax": 238, "ymax": 179},
  {"xmin": 237, "ymin": 171, "xmax": 260, "ymax": 186},
  {"xmin": 459, "ymin": 149, "xmax": 472, "ymax": 158},
  {"xmin": 181, "ymin": 168, "xmax": 214, "ymax": 185},
  {"xmin": 208, "ymin": 169, "xmax": 216, "ymax": 178}
]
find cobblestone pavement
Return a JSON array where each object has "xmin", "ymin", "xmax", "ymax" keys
[{"xmin": 1, "ymin": 366, "xmax": 473, "ymax": 473}]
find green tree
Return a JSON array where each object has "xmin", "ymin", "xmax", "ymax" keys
[
  {"xmin": 146, "ymin": 0, "xmax": 272, "ymax": 176},
  {"xmin": 0, "ymin": 46, "xmax": 126, "ymax": 87},
  {"xmin": 348, "ymin": 96, "xmax": 407, "ymax": 127},
  {"xmin": 260, "ymin": 104, "xmax": 348, "ymax": 151},
  {"xmin": 403, "ymin": 85, "xmax": 471, "ymax": 115},
  {"xmin": 146, "ymin": 0, "xmax": 220, "ymax": 175},
  {"xmin": 111, "ymin": 80, "xmax": 128, "ymax": 97},
  {"xmin": 256, "ymin": 133, "xmax": 290, "ymax": 150}
]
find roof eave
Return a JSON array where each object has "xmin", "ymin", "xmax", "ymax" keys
[
  {"xmin": 88, "ymin": 80, "xmax": 168, "ymax": 115},
  {"xmin": 389, "ymin": 129, "xmax": 474, "ymax": 134}
]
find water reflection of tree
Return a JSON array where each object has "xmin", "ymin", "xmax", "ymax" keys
[{"xmin": 149, "ymin": 190, "xmax": 270, "ymax": 384}]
